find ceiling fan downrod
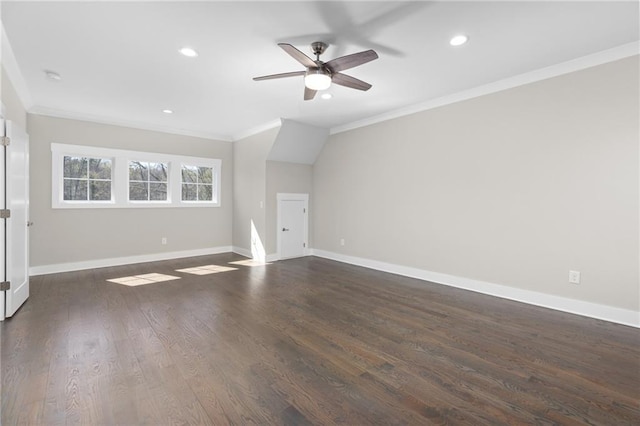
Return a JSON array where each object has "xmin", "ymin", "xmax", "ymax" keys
[{"xmin": 311, "ymin": 41, "xmax": 328, "ymax": 62}]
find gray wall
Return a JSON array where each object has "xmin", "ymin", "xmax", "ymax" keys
[
  {"xmin": 265, "ymin": 161, "xmax": 313, "ymax": 256},
  {"xmin": 313, "ymin": 57, "xmax": 639, "ymax": 312},
  {"xmin": 232, "ymin": 127, "xmax": 277, "ymax": 256},
  {"xmin": 1, "ymin": 66, "xmax": 26, "ymax": 128},
  {"xmin": 28, "ymin": 114, "xmax": 233, "ymax": 267}
]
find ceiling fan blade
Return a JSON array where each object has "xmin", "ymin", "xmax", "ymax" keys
[
  {"xmin": 304, "ymin": 87, "xmax": 317, "ymax": 101},
  {"xmin": 325, "ymin": 50, "xmax": 378, "ymax": 73},
  {"xmin": 278, "ymin": 43, "xmax": 317, "ymax": 68},
  {"xmin": 253, "ymin": 71, "xmax": 306, "ymax": 81},
  {"xmin": 331, "ymin": 73, "xmax": 372, "ymax": 91}
]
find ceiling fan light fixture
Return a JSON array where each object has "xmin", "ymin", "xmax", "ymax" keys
[{"xmin": 304, "ymin": 69, "xmax": 331, "ymax": 91}]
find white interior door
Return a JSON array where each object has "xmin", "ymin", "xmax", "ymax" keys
[
  {"xmin": 3, "ymin": 120, "xmax": 30, "ymax": 319},
  {"xmin": 277, "ymin": 194, "xmax": 308, "ymax": 260}
]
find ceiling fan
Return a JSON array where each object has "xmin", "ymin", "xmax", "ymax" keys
[{"xmin": 253, "ymin": 42, "xmax": 378, "ymax": 100}]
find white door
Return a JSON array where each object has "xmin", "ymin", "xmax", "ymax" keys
[
  {"xmin": 1, "ymin": 120, "xmax": 30, "ymax": 319},
  {"xmin": 277, "ymin": 194, "xmax": 308, "ymax": 260}
]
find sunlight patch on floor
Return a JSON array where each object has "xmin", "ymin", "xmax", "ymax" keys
[
  {"xmin": 107, "ymin": 273, "xmax": 181, "ymax": 286},
  {"xmin": 176, "ymin": 265, "xmax": 238, "ymax": 275},
  {"xmin": 229, "ymin": 260, "xmax": 271, "ymax": 267}
]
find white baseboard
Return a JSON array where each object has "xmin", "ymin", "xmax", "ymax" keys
[
  {"xmin": 232, "ymin": 246, "xmax": 252, "ymax": 258},
  {"xmin": 29, "ymin": 246, "xmax": 233, "ymax": 276},
  {"xmin": 311, "ymin": 249, "xmax": 640, "ymax": 328},
  {"xmin": 232, "ymin": 247, "xmax": 280, "ymax": 263},
  {"xmin": 30, "ymin": 245, "xmax": 637, "ymax": 327}
]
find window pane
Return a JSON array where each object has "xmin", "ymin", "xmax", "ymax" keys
[
  {"xmin": 64, "ymin": 156, "xmax": 87, "ymax": 178},
  {"xmin": 129, "ymin": 182, "xmax": 148, "ymax": 200},
  {"xmin": 198, "ymin": 167, "xmax": 213, "ymax": 184},
  {"xmin": 149, "ymin": 162, "xmax": 168, "ymax": 182},
  {"xmin": 89, "ymin": 158, "xmax": 111, "ymax": 179},
  {"xmin": 198, "ymin": 184, "xmax": 213, "ymax": 201},
  {"xmin": 129, "ymin": 161, "xmax": 148, "ymax": 181},
  {"xmin": 90, "ymin": 181, "xmax": 111, "ymax": 201},
  {"xmin": 182, "ymin": 183, "xmax": 197, "ymax": 201},
  {"xmin": 182, "ymin": 166, "xmax": 198, "ymax": 183},
  {"xmin": 149, "ymin": 183, "xmax": 167, "ymax": 201},
  {"xmin": 63, "ymin": 179, "xmax": 87, "ymax": 200}
]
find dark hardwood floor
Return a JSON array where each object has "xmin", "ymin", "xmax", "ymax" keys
[{"xmin": 2, "ymin": 253, "xmax": 639, "ymax": 425}]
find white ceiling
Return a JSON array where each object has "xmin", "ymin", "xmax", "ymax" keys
[{"xmin": 2, "ymin": 1, "xmax": 639, "ymax": 141}]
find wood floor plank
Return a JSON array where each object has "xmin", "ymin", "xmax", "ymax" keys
[{"xmin": 2, "ymin": 254, "xmax": 639, "ymax": 425}]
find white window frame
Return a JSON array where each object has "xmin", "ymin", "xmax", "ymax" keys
[
  {"xmin": 52, "ymin": 143, "xmax": 221, "ymax": 209},
  {"xmin": 180, "ymin": 162, "xmax": 217, "ymax": 203}
]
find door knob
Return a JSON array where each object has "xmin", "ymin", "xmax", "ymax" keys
[{"xmin": 282, "ymin": 228, "xmax": 289, "ymax": 231}]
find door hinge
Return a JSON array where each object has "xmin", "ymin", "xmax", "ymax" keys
[
  {"xmin": 0, "ymin": 282, "xmax": 10, "ymax": 291},
  {"xmin": 303, "ymin": 242, "xmax": 306, "ymax": 248},
  {"xmin": 1, "ymin": 136, "xmax": 10, "ymax": 146},
  {"xmin": 0, "ymin": 209, "xmax": 10, "ymax": 219},
  {"xmin": 303, "ymin": 208, "xmax": 306, "ymax": 213}
]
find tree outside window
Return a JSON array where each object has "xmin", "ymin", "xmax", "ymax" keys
[
  {"xmin": 181, "ymin": 165, "xmax": 213, "ymax": 202},
  {"xmin": 63, "ymin": 156, "xmax": 112, "ymax": 201},
  {"xmin": 129, "ymin": 161, "xmax": 168, "ymax": 201}
]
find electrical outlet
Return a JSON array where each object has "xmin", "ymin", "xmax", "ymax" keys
[
  {"xmin": 340, "ymin": 238, "xmax": 345, "ymax": 246},
  {"xmin": 569, "ymin": 270, "xmax": 580, "ymax": 284},
  {"xmin": 161, "ymin": 237, "xmax": 167, "ymax": 245}
]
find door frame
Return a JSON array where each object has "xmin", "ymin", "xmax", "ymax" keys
[
  {"xmin": 1, "ymin": 118, "xmax": 5, "ymax": 319},
  {"xmin": 276, "ymin": 193, "xmax": 309, "ymax": 261}
]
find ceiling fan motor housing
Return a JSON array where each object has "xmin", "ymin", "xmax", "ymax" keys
[{"xmin": 311, "ymin": 41, "xmax": 328, "ymax": 57}]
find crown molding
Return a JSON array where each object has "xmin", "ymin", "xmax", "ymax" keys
[
  {"xmin": 1, "ymin": 24, "xmax": 33, "ymax": 110},
  {"xmin": 28, "ymin": 105, "xmax": 233, "ymax": 142},
  {"xmin": 30, "ymin": 105, "xmax": 282, "ymax": 143},
  {"xmin": 330, "ymin": 41, "xmax": 640, "ymax": 135},
  {"xmin": 6, "ymin": 31, "xmax": 637, "ymax": 144}
]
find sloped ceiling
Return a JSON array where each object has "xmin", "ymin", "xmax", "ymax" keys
[{"xmin": 268, "ymin": 119, "xmax": 329, "ymax": 165}]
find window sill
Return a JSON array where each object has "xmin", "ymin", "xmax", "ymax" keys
[{"xmin": 52, "ymin": 201, "xmax": 220, "ymax": 209}]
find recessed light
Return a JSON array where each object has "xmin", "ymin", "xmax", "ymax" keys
[
  {"xmin": 321, "ymin": 93, "xmax": 332, "ymax": 100},
  {"xmin": 162, "ymin": 109, "xmax": 174, "ymax": 114},
  {"xmin": 179, "ymin": 47, "xmax": 198, "ymax": 57},
  {"xmin": 44, "ymin": 70, "xmax": 61, "ymax": 81},
  {"xmin": 450, "ymin": 35, "xmax": 468, "ymax": 46}
]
